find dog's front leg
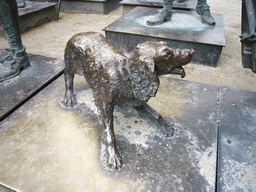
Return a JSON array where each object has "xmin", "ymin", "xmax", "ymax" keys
[
  {"xmin": 63, "ymin": 69, "xmax": 77, "ymax": 107},
  {"xmin": 98, "ymin": 100, "xmax": 122, "ymax": 170}
]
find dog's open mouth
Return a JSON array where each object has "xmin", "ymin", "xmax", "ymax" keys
[{"xmin": 169, "ymin": 66, "xmax": 185, "ymax": 78}]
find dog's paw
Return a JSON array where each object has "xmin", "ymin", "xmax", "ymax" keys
[
  {"xmin": 106, "ymin": 145, "xmax": 122, "ymax": 170},
  {"xmin": 62, "ymin": 92, "xmax": 77, "ymax": 107}
]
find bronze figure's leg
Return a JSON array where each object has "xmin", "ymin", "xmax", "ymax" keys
[
  {"xmin": 240, "ymin": 0, "xmax": 256, "ymax": 72},
  {"xmin": 196, "ymin": 0, "xmax": 215, "ymax": 25},
  {"xmin": 147, "ymin": 0, "xmax": 215, "ymax": 26},
  {"xmin": 0, "ymin": 0, "xmax": 30, "ymax": 82},
  {"xmin": 63, "ymin": 69, "xmax": 76, "ymax": 107},
  {"xmin": 147, "ymin": 0, "xmax": 173, "ymax": 26},
  {"xmin": 134, "ymin": 103, "xmax": 174, "ymax": 137},
  {"xmin": 63, "ymin": 47, "xmax": 78, "ymax": 107},
  {"xmin": 97, "ymin": 100, "xmax": 122, "ymax": 170}
]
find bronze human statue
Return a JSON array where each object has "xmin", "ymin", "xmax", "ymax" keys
[
  {"xmin": 240, "ymin": 0, "xmax": 256, "ymax": 72},
  {"xmin": 17, "ymin": 0, "xmax": 26, "ymax": 8},
  {"xmin": 63, "ymin": 32, "xmax": 195, "ymax": 170},
  {"xmin": 147, "ymin": 0, "xmax": 215, "ymax": 25},
  {"xmin": 0, "ymin": 0, "xmax": 30, "ymax": 82}
]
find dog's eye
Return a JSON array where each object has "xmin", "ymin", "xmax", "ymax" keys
[{"xmin": 164, "ymin": 53, "xmax": 171, "ymax": 60}]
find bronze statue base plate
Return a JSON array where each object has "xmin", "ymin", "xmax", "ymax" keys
[
  {"xmin": 0, "ymin": 75, "xmax": 218, "ymax": 191},
  {"xmin": 104, "ymin": 6, "xmax": 225, "ymax": 67},
  {"xmin": 0, "ymin": 49, "xmax": 64, "ymax": 121},
  {"xmin": 1, "ymin": 68, "xmax": 255, "ymax": 191},
  {"xmin": 0, "ymin": 1, "xmax": 56, "ymax": 35},
  {"xmin": 121, "ymin": 0, "xmax": 197, "ymax": 15}
]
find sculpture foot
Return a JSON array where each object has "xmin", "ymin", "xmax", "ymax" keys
[
  {"xmin": 0, "ymin": 47, "xmax": 29, "ymax": 82},
  {"xmin": 147, "ymin": 9, "xmax": 172, "ymax": 26},
  {"xmin": 158, "ymin": 116, "xmax": 174, "ymax": 137},
  {"xmin": 17, "ymin": 3, "xmax": 25, "ymax": 8},
  {"xmin": 106, "ymin": 145, "xmax": 122, "ymax": 170},
  {"xmin": 17, "ymin": 0, "xmax": 26, "ymax": 8},
  {"xmin": 196, "ymin": 4, "xmax": 215, "ymax": 25},
  {"xmin": 63, "ymin": 91, "xmax": 77, "ymax": 107}
]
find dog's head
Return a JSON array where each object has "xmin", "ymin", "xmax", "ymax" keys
[
  {"xmin": 129, "ymin": 41, "xmax": 194, "ymax": 102},
  {"xmin": 153, "ymin": 42, "xmax": 195, "ymax": 75}
]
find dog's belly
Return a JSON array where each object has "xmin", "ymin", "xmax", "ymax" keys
[{"xmin": 116, "ymin": 98, "xmax": 143, "ymax": 109}]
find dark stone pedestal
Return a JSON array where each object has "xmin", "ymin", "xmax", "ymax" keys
[
  {"xmin": 0, "ymin": 49, "xmax": 64, "ymax": 121},
  {"xmin": 121, "ymin": 0, "xmax": 196, "ymax": 15},
  {"xmin": 0, "ymin": 1, "xmax": 56, "ymax": 36},
  {"xmin": 53, "ymin": 0, "xmax": 121, "ymax": 14},
  {"xmin": 104, "ymin": 6, "xmax": 225, "ymax": 67}
]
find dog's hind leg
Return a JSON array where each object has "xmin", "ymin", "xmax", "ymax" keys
[
  {"xmin": 63, "ymin": 68, "xmax": 77, "ymax": 107},
  {"xmin": 97, "ymin": 100, "xmax": 122, "ymax": 170},
  {"xmin": 134, "ymin": 103, "xmax": 174, "ymax": 137}
]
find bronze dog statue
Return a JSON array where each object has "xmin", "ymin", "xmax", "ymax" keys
[{"xmin": 63, "ymin": 32, "xmax": 195, "ymax": 170}]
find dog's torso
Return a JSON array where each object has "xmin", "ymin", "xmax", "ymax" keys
[{"xmin": 65, "ymin": 32, "xmax": 135, "ymax": 104}]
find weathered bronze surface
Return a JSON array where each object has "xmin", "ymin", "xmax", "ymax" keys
[
  {"xmin": 0, "ymin": 0, "xmax": 30, "ymax": 82},
  {"xmin": 147, "ymin": 0, "xmax": 215, "ymax": 26},
  {"xmin": 63, "ymin": 32, "xmax": 194, "ymax": 169},
  {"xmin": 240, "ymin": 0, "xmax": 256, "ymax": 72}
]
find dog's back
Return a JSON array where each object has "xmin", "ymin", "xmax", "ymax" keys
[
  {"xmin": 65, "ymin": 32, "xmax": 124, "ymax": 72},
  {"xmin": 64, "ymin": 32, "xmax": 130, "ymax": 101}
]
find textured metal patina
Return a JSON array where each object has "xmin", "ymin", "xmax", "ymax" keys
[{"xmin": 63, "ymin": 32, "xmax": 194, "ymax": 170}]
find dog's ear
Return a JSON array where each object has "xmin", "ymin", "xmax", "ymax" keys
[{"xmin": 130, "ymin": 46, "xmax": 159, "ymax": 102}]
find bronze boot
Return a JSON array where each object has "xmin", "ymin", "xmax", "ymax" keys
[
  {"xmin": 0, "ymin": 48, "xmax": 14, "ymax": 64},
  {"xmin": 147, "ymin": 0, "xmax": 173, "ymax": 26},
  {"xmin": 0, "ymin": 47, "xmax": 30, "ymax": 82},
  {"xmin": 196, "ymin": 0, "xmax": 215, "ymax": 25},
  {"xmin": 17, "ymin": 0, "xmax": 26, "ymax": 8}
]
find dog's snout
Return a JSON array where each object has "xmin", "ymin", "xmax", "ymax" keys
[{"xmin": 190, "ymin": 49, "xmax": 195, "ymax": 56}]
